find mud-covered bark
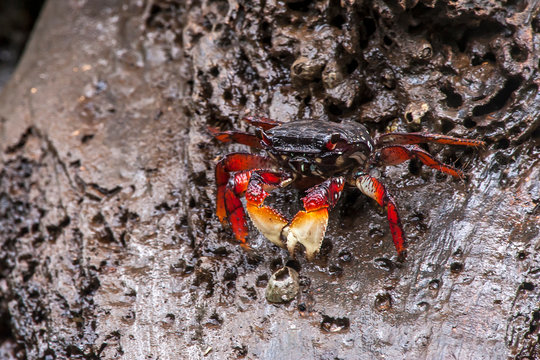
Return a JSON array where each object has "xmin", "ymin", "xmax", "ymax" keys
[{"xmin": 0, "ymin": 0, "xmax": 539, "ymax": 359}]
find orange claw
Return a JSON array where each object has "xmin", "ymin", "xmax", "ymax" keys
[
  {"xmin": 283, "ymin": 177, "xmax": 344, "ymax": 260},
  {"xmin": 246, "ymin": 201, "xmax": 289, "ymax": 248},
  {"xmin": 245, "ymin": 176, "xmax": 344, "ymax": 260},
  {"xmin": 244, "ymin": 171, "xmax": 291, "ymax": 248},
  {"xmin": 282, "ymin": 208, "xmax": 329, "ymax": 261}
]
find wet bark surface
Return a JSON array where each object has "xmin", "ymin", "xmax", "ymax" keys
[{"xmin": 0, "ymin": 0, "xmax": 539, "ymax": 359}]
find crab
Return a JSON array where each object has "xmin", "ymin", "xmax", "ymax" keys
[{"xmin": 212, "ymin": 116, "xmax": 484, "ymax": 260}]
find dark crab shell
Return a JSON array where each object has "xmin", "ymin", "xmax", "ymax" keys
[{"xmin": 263, "ymin": 120, "xmax": 375, "ymax": 177}]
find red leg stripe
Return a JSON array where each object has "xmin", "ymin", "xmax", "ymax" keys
[
  {"xmin": 378, "ymin": 145, "xmax": 463, "ymax": 178},
  {"xmin": 242, "ymin": 116, "xmax": 282, "ymax": 130},
  {"xmin": 216, "ymin": 184, "xmax": 227, "ymax": 222},
  {"xmin": 215, "ymin": 153, "xmax": 268, "ymax": 222},
  {"xmin": 225, "ymin": 189, "xmax": 249, "ymax": 244},
  {"xmin": 210, "ymin": 128, "xmax": 263, "ymax": 149},
  {"xmin": 216, "ymin": 153, "xmax": 273, "ymax": 186},
  {"xmin": 386, "ymin": 201, "xmax": 405, "ymax": 254},
  {"xmin": 414, "ymin": 150, "xmax": 463, "ymax": 178},
  {"xmin": 355, "ymin": 173, "xmax": 406, "ymax": 256},
  {"xmin": 377, "ymin": 132, "xmax": 485, "ymax": 147}
]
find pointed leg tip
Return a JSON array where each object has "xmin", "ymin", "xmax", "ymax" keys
[
  {"xmin": 397, "ymin": 249, "xmax": 407, "ymax": 262},
  {"xmin": 240, "ymin": 242, "xmax": 252, "ymax": 251}
]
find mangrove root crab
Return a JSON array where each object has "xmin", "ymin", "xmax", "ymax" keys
[{"xmin": 212, "ymin": 116, "xmax": 484, "ymax": 261}]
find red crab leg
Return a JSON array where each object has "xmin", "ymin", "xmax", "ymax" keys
[
  {"xmin": 215, "ymin": 153, "xmax": 275, "ymax": 244},
  {"xmin": 354, "ymin": 172, "xmax": 406, "ymax": 258},
  {"xmin": 376, "ymin": 132, "xmax": 485, "ymax": 148},
  {"xmin": 224, "ymin": 169, "xmax": 291, "ymax": 248},
  {"xmin": 242, "ymin": 115, "xmax": 282, "ymax": 130},
  {"xmin": 209, "ymin": 127, "xmax": 264, "ymax": 149},
  {"xmin": 221, "ymin": 170, "xmax": 253, "ymax": 246},
  {"xmin": 281, "ymin": 177, "xmax": 345, "ymax": 260},
  {"xmin": 377, "ymin": 145, "xmax": 463, "ymax": 178}
]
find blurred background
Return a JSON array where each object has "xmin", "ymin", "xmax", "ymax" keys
[{"xmin": 0, "ymin": 0, "xmax": 45, "ymax": 90}]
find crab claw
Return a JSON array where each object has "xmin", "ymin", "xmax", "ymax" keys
[
  {"xmin": 282, "ymin": 208, "xmax": 329, "ymax": 261},
  {"xmin": 245, "ymin": 172, "xmax": 291, "ymax": 248},
  {"xmin": 246, "ymin": 202, "xmax": 289, "ymax": 248},
  {"xmin": 240, "ymin": 173, "xmax": 345, "ymax": 260},
  {"xmin": 282, "ymin": 177, "xmax": 345, "ymax": 260}
]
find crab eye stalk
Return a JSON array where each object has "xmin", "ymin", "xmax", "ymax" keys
[{"xmin": 325, "ymin": 133, "xmax": 341, "ymax": 150}]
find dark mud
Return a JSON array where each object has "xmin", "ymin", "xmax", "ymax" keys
[{"xmin": 0, "ymin": 0, "xmax": 539, "ymax": 359}]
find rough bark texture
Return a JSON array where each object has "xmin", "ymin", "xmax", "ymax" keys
[{"xmin": 0, "ymin": 0, "xmax": 539, "ymax": 359}]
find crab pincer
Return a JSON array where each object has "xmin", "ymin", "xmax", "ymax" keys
[{"xmin": 282, "ymin": 177, "xmax": 345, "ymax": 260}]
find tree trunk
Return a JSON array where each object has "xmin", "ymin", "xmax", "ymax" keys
[{"xmin": 0, "ymin": 0, "xmax": 539, "ymax": 359}]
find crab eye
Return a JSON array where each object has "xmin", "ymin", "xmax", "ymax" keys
[{"xmin": 325, "ymin": 133, "xmax": 341, "ymax": 150}]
